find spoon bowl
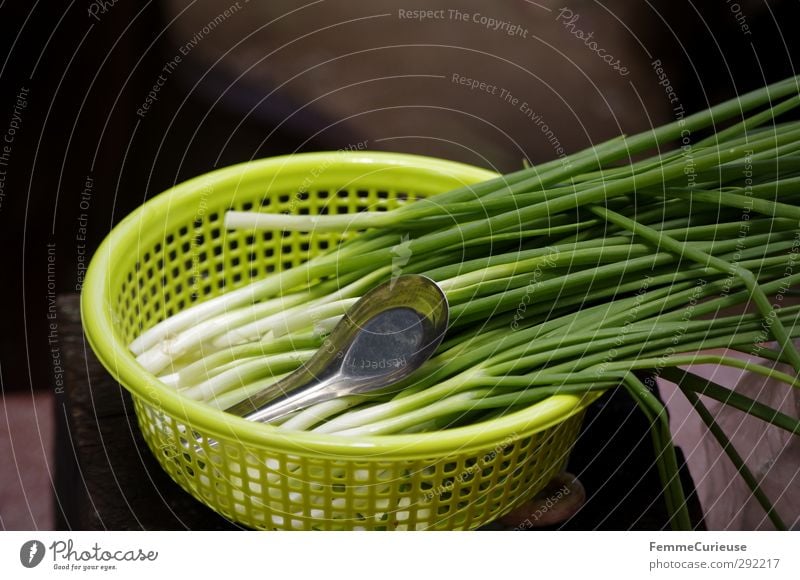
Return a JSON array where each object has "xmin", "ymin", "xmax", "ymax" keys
[{"xmin": 224, "ymin": 275, "xmax": 449, "ymax": 424}]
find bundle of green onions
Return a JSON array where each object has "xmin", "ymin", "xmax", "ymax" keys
[{"xmin": 132, "ymin": 76, "xmax": 800, "ymax": 529}]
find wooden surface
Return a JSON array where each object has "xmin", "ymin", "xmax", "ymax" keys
[{"xmin": 53, "ymin": 293, "xmax": 702, "ymax": 530}]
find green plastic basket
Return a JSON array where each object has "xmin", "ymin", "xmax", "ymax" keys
[{"xmin": 81, "ymin": 151, "xmax": 597, "ymax": 530}]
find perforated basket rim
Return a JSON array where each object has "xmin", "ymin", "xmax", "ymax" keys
[{"xmin": 81, "ymin": 151, "xmax": 603, "ymax": 460}]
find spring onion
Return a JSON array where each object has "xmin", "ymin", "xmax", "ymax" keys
[{"xmin": 133, "ymin": 75, "xmax": 800, "ymax": 530}]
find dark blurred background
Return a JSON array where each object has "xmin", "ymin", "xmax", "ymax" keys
[{"xmin": 0, "ymin": 0, "xmax": 797, "ymax": 530}]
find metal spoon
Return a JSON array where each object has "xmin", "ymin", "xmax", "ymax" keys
[{"xmin": 223, "ymin": 274, "xmax": 449, "ymax": 424}]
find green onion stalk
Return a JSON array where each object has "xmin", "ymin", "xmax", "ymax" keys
[{"xmin": 132, "ymin": 76, "xmax": 800, "ymax": 530}]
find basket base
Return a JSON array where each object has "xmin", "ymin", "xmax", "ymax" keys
[{"xmin": 497, "ymin": 472, "xmax": 585, "ymax": 529}]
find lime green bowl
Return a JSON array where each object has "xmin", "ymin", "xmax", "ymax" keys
[{"xmin": 81, "ymin": 151, "xmax": 597, "ymax": 530}]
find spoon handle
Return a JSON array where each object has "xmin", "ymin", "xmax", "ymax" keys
[
  {"xmin": 195, "ymin": 380, "xmax": 340, "ymax": 450},
  {"xmin": 239, "ymin": 380, "xmax": 340, "ymax": 423},
  {"xmin": 223, "ymin": 365, "xmax": 335, "ymax": 420}
]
